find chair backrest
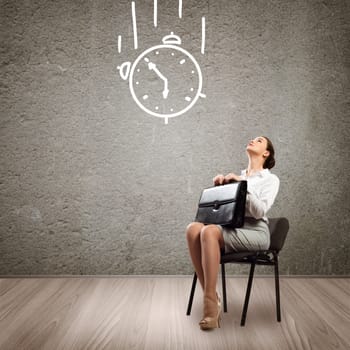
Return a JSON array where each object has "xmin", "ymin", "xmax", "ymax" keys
[{"xmin": 268, "ymin": 217, "xmax": 289, "ymax": 252}]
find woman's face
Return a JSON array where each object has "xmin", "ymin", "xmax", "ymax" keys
[{"xmin": 246, "ymin": 136, "xmax": 269, "ymax": 157}]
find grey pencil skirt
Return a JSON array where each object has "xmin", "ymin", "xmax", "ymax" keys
[{"xmin": 218, "ymin": 217, "xmax": 270, "ymax": 253}]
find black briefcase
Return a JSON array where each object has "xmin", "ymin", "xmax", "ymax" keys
[{"xmin": 195, "ymin": 181, "xmax": 247, "ymax": 227}]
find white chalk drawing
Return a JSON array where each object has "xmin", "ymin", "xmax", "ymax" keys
[
  {"xmin": 117, "ymin": 1, "xmax": 206, "ymax": 124},
  {"xmin": 118, "ymin": 35, "xmax": 122, "ymax": 53},
  {"xmin": 179, "ymin": 0, "xmax": 183, "ymax": 19},
  {"xmin": 154, "ymin": 0, "xmax": 157, "ymax": 27},
  {"xmin": 131, "ymin": 1, "xmax": 138, "ymax": 50},
  {"xmin": 201, "ymin": 17, "xmax": 205, "ymax": 54}
]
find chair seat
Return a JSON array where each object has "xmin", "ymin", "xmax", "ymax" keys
[
  {"xmin": 221, "ymin": 250, "xmax": 275, "ymax": 264},
  {"xmin": 220, "ymin": 251, "xmax": 254, "ymax": 262}
]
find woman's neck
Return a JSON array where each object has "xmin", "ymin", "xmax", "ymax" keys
[{"xmin": 247, "ymin": 156, "xmax": 264, "ymax": 176}]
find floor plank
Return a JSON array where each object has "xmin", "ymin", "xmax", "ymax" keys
[{"xmin": 0, "ymin": 277, "xmax": 349, "ymax": 350}]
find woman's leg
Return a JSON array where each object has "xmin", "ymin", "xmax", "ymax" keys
[
  {"xmin": 186, "ymin": 222, "xmax": 205, "ymax": 289},
  {"xmin": 200, "ymin": 225, "xmax": 225, "ymax": 314}
]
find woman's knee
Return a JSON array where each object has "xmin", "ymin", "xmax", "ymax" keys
[
  {"xmin": 186, "ymin": 222, "xmax": 204, "ymax": 241},
  {"xmin": 200, "ymin": 225, "xmax": 221, "ymax": 242},
  {"xmin": 200, "ymin": 225, "xmax": 225, "ymax": 249}
]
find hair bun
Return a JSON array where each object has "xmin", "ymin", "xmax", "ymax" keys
[
  {"xmin": 265, "ymin": 156, "xmax": 275, "ymax": 169},
  {"xmin": 262, "ymin": 136, "xmax": 276, "ymax": 169}
]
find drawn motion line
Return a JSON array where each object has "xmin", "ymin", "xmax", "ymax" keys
[
  {"xmin": 118, "ymin": 35, "xmax": 122, "ymax": 53},
  {"xmin": 201, "ymin": 17, "xmax": 205, "ymax": 54},
  {"xmin": 154, "ymin": 0, "xmax": 157, "ymax": 27},
  {"xmin": 132, "ymin": 1, "xmax": 138, "ymax": 49}
]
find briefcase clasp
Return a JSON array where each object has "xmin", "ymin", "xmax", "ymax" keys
[{"xmin": 213, "ymin": 201, "xmax": 220, "ymax": 211}]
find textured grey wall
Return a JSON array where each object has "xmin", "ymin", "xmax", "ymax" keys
[{"xmin": 0, "ymin": 0, "xmax": 349, "ymax": 275}]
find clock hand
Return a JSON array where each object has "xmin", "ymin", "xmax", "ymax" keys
[
  {"xmin": 163, "ymin": 81, "xmax": 169, "ymax": 99},
  {"xmin": 148, "ymin": 62, "xmax": 169, "ymax": 99}
]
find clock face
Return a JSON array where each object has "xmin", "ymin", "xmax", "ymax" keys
[{"xmin": 129, "ymin": 44, "xmax": 203, "ymax": 119}]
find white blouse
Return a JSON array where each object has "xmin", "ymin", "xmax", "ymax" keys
[{"xmin": 240, "ymin": 169, "xmax": 280, "ymax": 223}]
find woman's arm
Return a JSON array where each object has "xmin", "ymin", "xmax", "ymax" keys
[{"xmin": 246, "ymin": 175, "xmax": 280, "ymax": 219}]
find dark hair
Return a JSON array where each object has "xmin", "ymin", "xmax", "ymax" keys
[{"xmin": 262, "ymin": 136, "xmax": 276, "ymax": 169}]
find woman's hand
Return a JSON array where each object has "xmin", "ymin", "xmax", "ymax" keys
[
  {"xmin": 213, "ymin": 173, "xmax": 242, "ymax": 186},
  {"xmin": 213, "ymin": 174, "xmax": 225, "ymax": 186},
  {"xmin": 224, "ymin": 173, "xmax": 242, "ymax": 183}
]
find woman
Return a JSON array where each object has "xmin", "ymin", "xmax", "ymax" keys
[{"xmin": 186, "ymin": 136, "xmax": 280, "ymax": 330}]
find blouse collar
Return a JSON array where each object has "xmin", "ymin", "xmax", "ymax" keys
[{"xmin": 241, "ymin": 168, "xmax": 270, "ymax": 178}]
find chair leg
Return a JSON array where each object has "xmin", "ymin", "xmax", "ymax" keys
[
  {"xmin": 221, "ymin": 263, "xmax": 228, "ymax": 312},
  {"xmin": 274, "ymin": 253, "xmax": 281, "ymax": 322},
  {"xmin": 186, "ymin": 273, "xmax": 197, "ymax": 315},
  {"xmin": 240, "ymin": 261, "xmax": 256, "ymax": 326}
]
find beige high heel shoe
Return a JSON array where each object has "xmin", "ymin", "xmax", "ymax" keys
[{"xmin": 199, "ymin": 293, "xmax": 221, "ymax": 330}]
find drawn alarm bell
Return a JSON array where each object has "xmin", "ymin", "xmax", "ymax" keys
[{"xmin": 117, "ymin": 32, "xmax": 206, "ymax": 124}]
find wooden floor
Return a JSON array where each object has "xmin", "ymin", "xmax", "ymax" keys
[{"xmin": 0, "ymin": 277, "xmax": 349, "ymax": 350}]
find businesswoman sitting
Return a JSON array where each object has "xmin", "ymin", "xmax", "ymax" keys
[{"xmin": 186, "ymin": 136, "xmax": 279, "ymax": 330}]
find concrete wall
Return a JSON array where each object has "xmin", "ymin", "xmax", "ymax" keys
[{"xmin": 1, "ymin": 0, "xmax": 349, "ymax": 275}]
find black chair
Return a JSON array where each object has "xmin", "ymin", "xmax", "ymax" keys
[{"xmin": 186, "ymin": 217, "xmax": 289, "ymax": 326}]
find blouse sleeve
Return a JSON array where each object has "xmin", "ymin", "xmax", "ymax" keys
[{"xmin": 245, "ymin": 175, "xmax": 280, "ymax": 219}]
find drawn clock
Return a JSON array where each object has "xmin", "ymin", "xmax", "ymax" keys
[{"xmin": 118, "ymin": 33, "xmax": 206, "ymax": 124}]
